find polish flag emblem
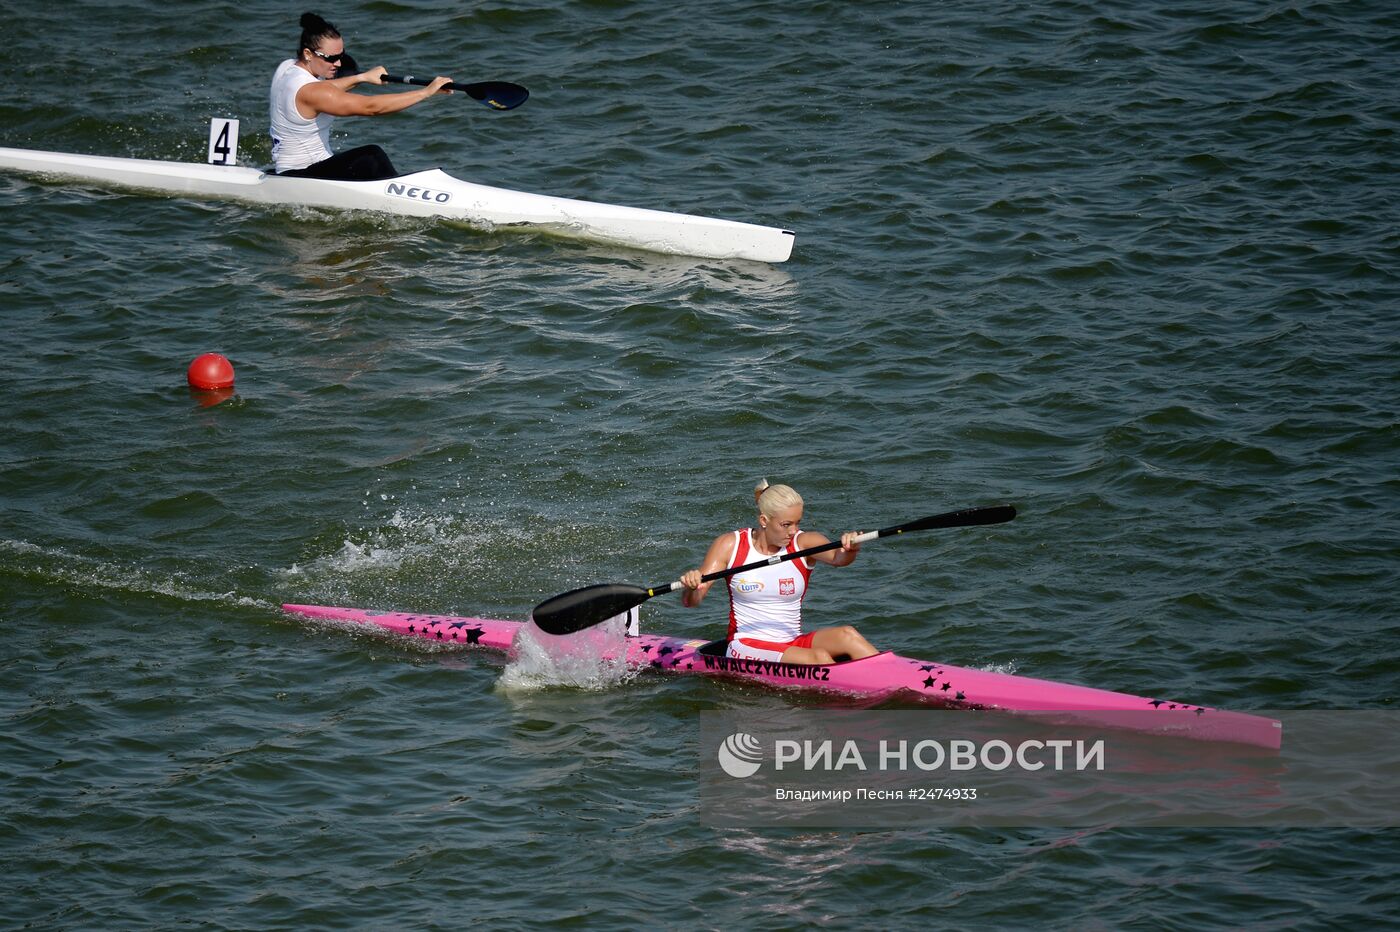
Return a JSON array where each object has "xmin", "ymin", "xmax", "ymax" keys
[{"xmin": 779, "ymin": 578, "xmax": 796, "ymax": 596}]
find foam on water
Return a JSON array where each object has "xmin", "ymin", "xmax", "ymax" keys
[
  {"xmin": 0, "ymin": 538, "xmax": 271, "ymax": 611},
  {"xmin": 498, "ymin": 615, "xmax": 637, "ymax": 692}
]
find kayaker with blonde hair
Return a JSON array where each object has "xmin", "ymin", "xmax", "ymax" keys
[{"xmin": 680, "ymin": 480, "xmax": 879, "ymax": 664}]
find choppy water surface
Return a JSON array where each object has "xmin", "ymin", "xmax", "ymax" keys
[{"xmin": 3, "ymin": 0, "xmax": 1398, "ymax": 927}]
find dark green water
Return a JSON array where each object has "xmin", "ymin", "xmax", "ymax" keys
[{"xmin": 3, "ymin": 0, "xmax": 1398, "ymax": 927}]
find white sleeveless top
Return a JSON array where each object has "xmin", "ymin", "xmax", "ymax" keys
[
  {"xmin": 269, "ymin": 59, "xmax": 334, "ymax": 172},
  {"xmin": 725, "ymin": 528, "xmax": 812, "ymax": 643}
]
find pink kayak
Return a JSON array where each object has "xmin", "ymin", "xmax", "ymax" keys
[{"xmin": 281, "ymin": 604, "xmax": 1282, "ymax": 749}]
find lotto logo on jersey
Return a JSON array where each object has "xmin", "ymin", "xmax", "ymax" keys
[
  {"xmin": 779, "ymin": 578, "xmax": 796, "ymax": 596},
  {"xmin": 733, "ymin": 577, "xmax": 765, "ymax": 594}
]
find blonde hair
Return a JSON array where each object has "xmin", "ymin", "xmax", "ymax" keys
[{"xmin": 755, "ymin": 481, "xmax": 802, "ymax": 518}]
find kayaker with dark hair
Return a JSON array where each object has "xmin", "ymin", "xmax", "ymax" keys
[
  {"xmin": 679, "ymin": 480, "xmax": 879, "ymax": 664},
  {"xmin": 269, "ymin": 11, "xmax": 453, "ymax": 181}
]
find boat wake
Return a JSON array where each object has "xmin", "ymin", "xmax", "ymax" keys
[
  {"xmin": 0, "ymin": 537, "xmax": 273, "ymax": 611},
  {"xmin": 499, "ymin": 614, "xmax": 637, "ymax": 692}
]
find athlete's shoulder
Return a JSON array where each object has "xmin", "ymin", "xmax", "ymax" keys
[{"xmin": 701, "ymin": 529, "xmax": 739, "ymax": 563}]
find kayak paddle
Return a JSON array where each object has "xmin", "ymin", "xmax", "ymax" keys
[
  {"xmin": 381, "ymin": 75, "xmax": 528, "ymax": 111},
  {"xmin": 337, "ymin": 54, "xmax": 528, "ymax": 110},
  {"xmin": 531, "ymin": 504, "xmax": 1017, "ymax": 636}
]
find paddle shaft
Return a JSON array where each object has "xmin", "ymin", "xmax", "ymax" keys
[
  {"xmin": 335, "ymin": 57, "xmax": 527, "ymax": 109},
  {"xmin": 648, "ymin": 531, "xmax": 871, "ymax": 597},
  {"xmin": 384, "ymin": 74, "xmax": 488, "ymax": 94},
  {"xmin": 647, "ymin": 505, "xmax": 1016, "ymax": 597},
  {"xmin": 529, "ymin": 505, "xmax": 1016, "ymax": 635}
]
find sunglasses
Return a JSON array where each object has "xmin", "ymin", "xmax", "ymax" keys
[{"xmin": 308, "ymin": 48, "xmax": 345, "ymax": 63}]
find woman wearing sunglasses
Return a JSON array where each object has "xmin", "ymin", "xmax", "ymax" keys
[{"xmin": 270, "ymin": 12, "xmax": 453, "ymax": 181}]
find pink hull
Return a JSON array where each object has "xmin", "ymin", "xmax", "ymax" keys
[{"xmin": 282, "ymin": 604, "xmax": 1282, "ymax": 749}]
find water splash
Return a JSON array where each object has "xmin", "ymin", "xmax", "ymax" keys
[{"xmin": 498, "ymin": 615, "xmax": 637, "ymax": 692}]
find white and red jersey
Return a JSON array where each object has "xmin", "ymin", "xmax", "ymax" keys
[{"xmin": 725, "ymin": 527, "xmax": 813, "ymax": 643}]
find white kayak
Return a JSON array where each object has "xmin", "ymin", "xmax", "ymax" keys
[{"xmin": 0, "ymin": 146, "xmax": 796, "ymax": 263}]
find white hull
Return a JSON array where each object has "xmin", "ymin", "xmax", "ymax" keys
[{"xmin": 0, "ymin": 146, "xmax": 795, "ymax": 263}]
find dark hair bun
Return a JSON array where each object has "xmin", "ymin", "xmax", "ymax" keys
[{"xmin": 300, "ymin": 12, "xmax": 327, "ymax": 31}]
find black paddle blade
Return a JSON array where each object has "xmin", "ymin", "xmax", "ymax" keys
[
  {"xmin": 889, "ymin": 505, "xmax": 1017, "ymax": 536},
  {"xmin": 462, "ymin": 81, "xmax": 529, "ymax": 110},
  {"xmin": 531, "ymin": 583, "xmax": 650, "ymax": 635},
  {"xmin": 337, "ymin": 53, "xmax": 361, "ymax": 75}
]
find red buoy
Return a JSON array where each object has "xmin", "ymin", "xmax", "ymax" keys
[{"xmin": 187, "ymin": 353, "xmax": 235, "ymax": 390}]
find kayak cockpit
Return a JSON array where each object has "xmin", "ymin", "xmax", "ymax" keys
[
  {"xmin": 694, "ymin": 638, "xmax": 883, "ymax": 666},
  {"xmin": 698, "ymin": 640, "xmax": 727, "ymax": 658}
]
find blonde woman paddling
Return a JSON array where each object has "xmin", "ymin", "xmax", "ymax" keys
[{"xmin": 680, "ymin": 481, "xmax": 879, "ymax": 664}]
